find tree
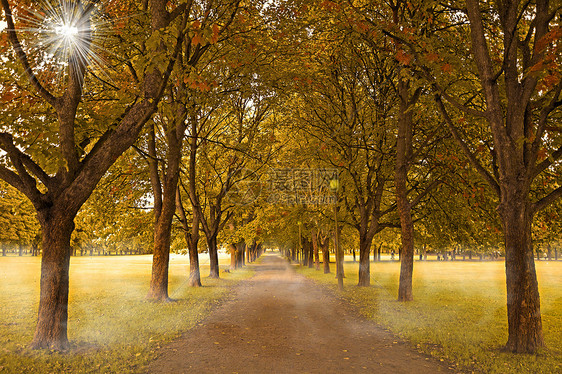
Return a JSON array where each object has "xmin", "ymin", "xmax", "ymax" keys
[
  {"xmin": 438, "ymin": 0, "xmax": 561, "ymax": 353},
  {"xmin": 0, "ymin": 0, "xmax": 187, "ymax": 349},
  {"xmin": 0, "ymin": 180, "xmax": 40, "ymax": 253},
  {"xmin": 384, "ymin": 0, "xmax": 562, "ymax": 352},
  {"xmin": 142, "ymin": 0, "xmax": 242, "ymax": 300},
  {"xmin": 294, "ymin": 29, "xmax": 400, "ymax": 286}
]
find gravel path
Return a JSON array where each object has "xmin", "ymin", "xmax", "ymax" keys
[{"xmin": 146, "ymin": 253, "xmax": 453, "ymax": 373}]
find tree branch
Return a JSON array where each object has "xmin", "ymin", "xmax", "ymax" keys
[
  {"xmin": 532, "ymin": 145, "xmax": 562, "ymax": 178},
  {"xmin": 533, "ymin": 185, "xmax": 562, "ymax": 214},
  {"xmin": 380, "ymin": 30, "xmax": 487, "ymax": 119},
  {"xmin": 409, "ymin": 179, "xmax": 441, "ymax": 209},
  {"xmin": 0, "ymin": 133, "xmax": 52, "ymax": 188},
  {"xmin": 1, "ymin": 0, "xmax": 58, "ymax": 107},
  {"xmin": 0, "ymin": 164, "xmax": 25, "ymax": 192},
  {"xmin": 435, "ymin": 95, "xmax": 501, "ymax": 196}
]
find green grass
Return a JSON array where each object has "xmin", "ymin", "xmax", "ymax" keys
[
  {"xmin": 297, "ymin": 257, "xmax": 562, "ymax": 374},
  {"xmin": 0, "ymin": 254, "xmax": 253, "ymax": 373}
]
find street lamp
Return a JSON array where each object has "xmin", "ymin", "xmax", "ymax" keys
[{"xmin": 330, "ymin": 177, "xmax": 344, "ymax": 290}]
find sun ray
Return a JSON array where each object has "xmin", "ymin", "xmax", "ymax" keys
[{"xmin": 6, "ymin": 0, "xmax": 135, "ymax": 93}]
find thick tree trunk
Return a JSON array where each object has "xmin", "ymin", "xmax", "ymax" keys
[
  {"xmin": 208, "ymin": 235, "xmax": 220, "ymax": 278},
  {"xmin": 30, "ymin": 211, "xmax": 75, "ymax": 350},
  {"xmin": 147, "ymin": 220, "xmax": 171, "ymax": 301},
  {"xmin": 147, "ymin": 116, "xmax": 184, "ymax": 301},
  {"xmin": 500, "ymin": 200, "xmax": 544, "ymax": 353}
]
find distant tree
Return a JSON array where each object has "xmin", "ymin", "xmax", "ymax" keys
[{"xmin": 0, "ymin": 180, "xmax": 39, "ymax": 254}]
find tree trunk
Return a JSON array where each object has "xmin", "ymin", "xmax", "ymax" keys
[
  {"xmin": 186, "ymin": 217, "xmax": 201, "ymax": 288},
  {"xmin": 30, "ymin": 211, "xmax": 74, "ymax": 350},
  {"xmin": 229, "ymin": 244, "xmax": 237, "ymax": 270},
  {"xmin": 397, "ymin": 204, "xmax": 414, "ymax": 301},
  {"xmin": 312, "ymin": 229, "xmax": 320, "ymax": 270},
  {"xmin": 147, "ymin": 221, "xmax": 171, "ymax": 301},
  {"xmin": 321, "ymin": 236, "xmax": 330, "ymax": 273},
  {"xmin": 357, "ymin": 237, "xmax": 372, "ymax": 287},
  {"xmin": 236, "ymin": 241, "xmax": 245, "ymax": 268},
  {"xmin": 147, "ymin": 116, "xmax": 184, "ymax": 301},
  {"xmin": 208, "ymin": 235, "xmax": 220, "ymax": 278},
  {"xmin": 501, "ymin": 200, "xmax": 544, "ymax": 353},
  {"xmin": 307, "ymin": 239, "xmax": 314, "ymax": 268}
]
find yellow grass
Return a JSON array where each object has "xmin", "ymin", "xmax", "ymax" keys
[
  {"xmin": 298, "ymin": 257, "xmax": 562, "ymax": 374},
  {"xmin": 0, "ymin": 253, "xmax": 251, "ymax": 373}
]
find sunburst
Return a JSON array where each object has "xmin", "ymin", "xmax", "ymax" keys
[{"xmin": 7, "ymin": 0, "xmax": 114, "ymax": 90}]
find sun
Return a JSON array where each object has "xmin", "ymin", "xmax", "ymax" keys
[
  {"xmin": 9, "ymin": 0, "xmax": 113, "ymax": 88},
  {"xmin": 55, "ymin": 23, "xmax": 79, "ymax": 40}
]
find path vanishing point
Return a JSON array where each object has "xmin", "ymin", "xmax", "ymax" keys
[{"xmin": 147, "ymin": 253, "xmax": 452, "ymax": 373}]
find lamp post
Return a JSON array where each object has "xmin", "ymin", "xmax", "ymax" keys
[{"xmin": 330, "ymin": 178, "xmax": 344, "ymax": 290}]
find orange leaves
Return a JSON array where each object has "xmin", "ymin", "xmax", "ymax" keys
[
  {"xmin": 183, "ymin": 74, "xmax": 217, "ymax": 92},
  {"xmin": 396, "ymin": 49, "xmax": 412, "ymax": 65},
  {"xmin": 192, "ymin": 32, "xmax": 202, "ymax": 46},
  {"xmin": 425, "ymin": 52, "xmax": 439, "ymax": 63},
  {"xmin": 440, "ymin": 63, "xmax": 453, "ymax": 73},
  {"xmin": 190, "ymin": 21, "xmax": 220, "ymax": 46},
  {"xmin": 0, "ymin": 89, "xmax": 17, "ymax": 103},
  {"xmin": 535, "ymin": 27, "xmax": 562, "ymax": 53},
  {"xmin": 320, "ymin": 0, "xmax": 339, "ymax": 12},
  {"xmin": 212, "ymin": 24, "xmax": 220, "ymax": 44},
  {"xmin": 354, "ymin": 20, "xmax": 370, "ymax": 34},
  {"xmin": 537, "ymin": 148, "xmax": 548, "ymax": 162}
]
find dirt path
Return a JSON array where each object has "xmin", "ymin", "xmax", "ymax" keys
[{"xmin": 147, "ymin": 254, "xmax": 452, "ymax": 373}]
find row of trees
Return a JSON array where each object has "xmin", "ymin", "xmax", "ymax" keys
[{"xmin": 0, "ymin": 0, "xmax": 560, "ymax": 355}]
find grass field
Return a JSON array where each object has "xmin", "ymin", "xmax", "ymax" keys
[
  {"xmin": 0, "ymin": 253, "xmax": 252, "ymax": 373},
  {"xmin": 297, "ymin": 257, "xmax": 562, "ymax": 373}
]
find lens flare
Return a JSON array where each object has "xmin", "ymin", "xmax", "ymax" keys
[
  {"xmin": 7, "ymin": 0, "xmax": 119, "ymax": 90},
  {"xmin": 55, "ymin": 23, "xmax": 79, "ymax": 39}
]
